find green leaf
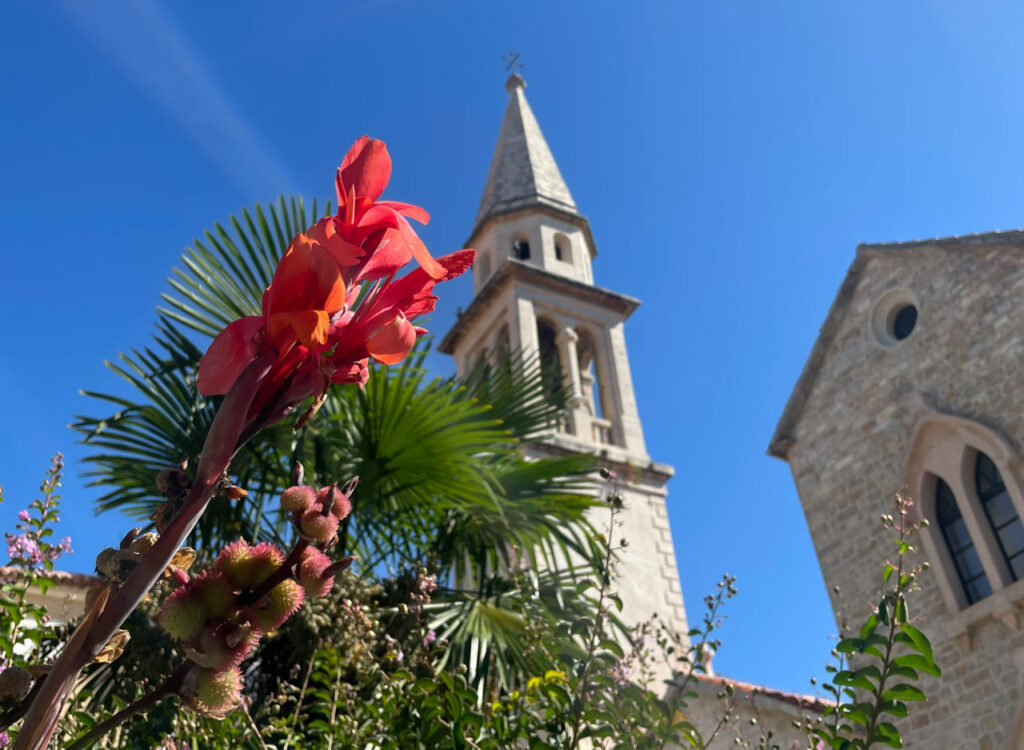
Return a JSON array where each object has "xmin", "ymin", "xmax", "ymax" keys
[
  {"xmin": 834, "ymin": 666, "xmax": 880, "ymax": 691},
  {"xmin": 570, "ymin": 617, "xmax": 594, "ymax": 635},
  {"xmin": 897, "ymin": 624, "xmax": 934, "ymax": 662},
  {"xmin": 859, "ymin": 614, "xmax": 879, "ymax": 639},
  {"xmin": 598, "ymin": 639, "xmax": 624, "ymax": 659},
  {"xmin": 886, "ymin": 664, "xmax": 919, "ymax": 680},
  {"xmin": 892, "ymin": 652, "xmax": 941, "ymax": 678},
  {"xmin": 871, "ymin": 721, "xmax": 903, "ymax": 748},
  {"xmin": 882, "ymin": 684, "xmax": 926, "ymax": 702},
  {"xmin": 878, "ymin": 699, "xmax": 908, "ymax": 718},
  {"xmin": 836, "ymin": 637, "xmax": 861, "ymax": 654}
]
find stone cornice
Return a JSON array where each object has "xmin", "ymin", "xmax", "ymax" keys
[{"xmin": 439, "ymin": 259, "xmax": 640, "ymax": 355}]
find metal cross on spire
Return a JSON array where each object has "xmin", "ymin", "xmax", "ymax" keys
[{"xmin": 502, "ymin": 50, "xmax": 522, "ymax": 73}]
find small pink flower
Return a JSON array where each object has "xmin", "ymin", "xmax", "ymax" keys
[{"xmin": 17, "ymin": 511, "xmax": 29, "ymax": 523}]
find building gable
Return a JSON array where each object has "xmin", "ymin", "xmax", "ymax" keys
[{"xmin": 769, "ymin": 230, "xmax": 1024, "ymax": 460}]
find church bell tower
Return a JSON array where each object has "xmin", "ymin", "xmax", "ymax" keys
[{"xmin": 440, "ymin": 74, "xmax": 688, "ymax": 640}]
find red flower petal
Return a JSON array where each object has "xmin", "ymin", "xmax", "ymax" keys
[
  {"xmin": 354, "ymin": 204, "xmax": 403, "ymax": 239},
  {"xmin": 197, "ymin": 317, "xmax": 264, "ymax": 396},
  {"xmin": 330, "ymin": 360, "xmax": 369, "ymax": 386},
  {"xmin": 435, "ymin": 248, "xmax": 476, "ymax": 281},
  {"xmin": 397, "ymin": 214, "xmax": 445, "ymax": 280},
  {"xmin": 267, "ymin": 234, "xmax": 347, "ymax": 318},
  {"xmin": 376, "ymin": 200, "xmax": 430, "ymax": 225},
  {"xmin": 366, "ymin": 314, "xmax": 416, "ymax": 365},
  {"xmin": 375, "ymin": 249, "xmax": 478, "ymax": 313},
  {"xmin": 308, "ymin": 217, "xmax": 364, "ymax": 268},
  {"xmin": 268, "ymin": 309, "xmax": 332, "ymax": 349},
  {"xmin": 338, "ymin": 136, "xmax": 391, "ymax": 202},
  {"xmin": 357, "ymin": 228, "xmax": 411, "ymax": 281}
]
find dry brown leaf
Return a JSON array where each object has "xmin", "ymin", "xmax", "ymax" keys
[
  {"xmin": 163, "ymin": 547, "xmax": 196, "ymax": 578},
  {"xmin": 94, "ymin": 629, "xmax": 131, "ymax": 664}
]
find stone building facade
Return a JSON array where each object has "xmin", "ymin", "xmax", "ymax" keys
[{"xmin": 771, "ymin": 233, "xmax": 1024, "ymax": 748}]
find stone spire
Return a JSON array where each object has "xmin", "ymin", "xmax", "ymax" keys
[{"xmin": 474, "ymin": 74, "xmax": 579, "ymax": 230}]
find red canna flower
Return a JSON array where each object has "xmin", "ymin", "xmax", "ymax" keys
[{"xmin": 195, "ymin": 136, "xmax": 474, "ymax": 430}]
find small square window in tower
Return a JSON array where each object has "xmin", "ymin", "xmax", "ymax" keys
[{"xmin": 513, "ymin": 238, "xmax": 530, "ymax": 260}]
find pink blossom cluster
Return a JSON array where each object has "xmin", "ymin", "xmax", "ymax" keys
[
  {"xmin": 408, "ymin": 568, "xmax": 437, "ymax": 614},
  {"xmin": 610, "ymin": 661, "xmax": 631, "ymax": 687},
  {"xmin": 4, "ymin": 531, "xmax": 71, "ymax": 569}
]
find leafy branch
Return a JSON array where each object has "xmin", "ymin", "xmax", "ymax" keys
[{"xmin": 813, "ymin": 494, "xmax": 940, "ymax": 750}]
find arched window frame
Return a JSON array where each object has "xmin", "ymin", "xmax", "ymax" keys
[
  {"xmin": 535, "ymin": 316, "xmax": 565, "ymax": 395},
  {"xmin": 904, "ymin": 414, "xmax": 1024, "ymax": 612},
  {"xmin": 575, "ymin": 324, "xmax": 619, "ymax": 447},
  {"xmin": 553, "ymin": 232, "xmax": 572, "ymax": 263}
]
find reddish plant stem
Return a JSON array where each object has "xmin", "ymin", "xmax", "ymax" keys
[{"xmin": 13, "ymin": 352, "xmax": 276, "ymax": 750}]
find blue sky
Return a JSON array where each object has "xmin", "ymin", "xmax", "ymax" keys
[{"xmin": 4, "ymin": 0, "xmax": 1024, "ymax": 696}]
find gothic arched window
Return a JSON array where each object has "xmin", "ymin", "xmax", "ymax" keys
[
  {"xmin": 904, "ymin": 415, "xmax": 1024, "ymax": 614},
  {"xmin": 976, "ymin": 451, "xmax": 1024, "ymax": 580},
  {"xmin": 936, "ymin": 477, "xmax": 993, "ymax": 605}
]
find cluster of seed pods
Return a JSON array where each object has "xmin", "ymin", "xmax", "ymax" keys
[{"xmin": 157, "ymin": 478, "xmax": 356, "ymax": 717}]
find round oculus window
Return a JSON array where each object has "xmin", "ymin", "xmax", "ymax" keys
[
  {"xmin": 871, "ymin": 289, "xmax": 918, "ymax": 347},
  {"xmin": 891, "ymin": 304, "xmax": 917, "ymax": 340}
]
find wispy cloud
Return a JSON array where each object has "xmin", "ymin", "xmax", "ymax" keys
[{"xmin": 60, "ymin": 0, "xmax": 295, "ymax": 196}]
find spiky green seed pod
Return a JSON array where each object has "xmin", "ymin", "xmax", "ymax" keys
[
  {"xmin": 159, "ymin": 586, "xmax": 205, "ymax": 642},
  {"xmin": 193, "ymin": 666, "xmax": 242, "ymax": 718},
  {"xmin": 193, "ymin": 571, "xmax": 234, "ymax": 618},
  {"xmin": 299, "ymin": 507, "xmax": 339, "ymax": 542},
  {"xmin": 317, "ymin": 486, "xmax": 352, "ymax": 520},
  {"xmin": 245, "ymin": 579, "xmax": 304, "ymax": 631},
  {"xmin": 280, "ymin": 485, "xmax": 316, "ymax": 512},
  {"xmin": 298, "ymin": 547, "xmax": 334, "ymax": 598},
  {"xmin": 215, "ymin": 540, "xmax": 284, "ymax": 590}
]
